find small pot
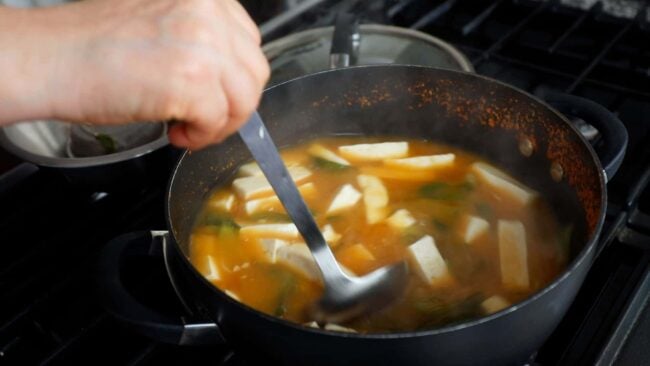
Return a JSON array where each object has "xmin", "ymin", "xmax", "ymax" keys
[
  {"xmin": 0, "ymin": 121, "xmax": 175, "ymax": 190},
  {"xmin": 97, "ymin": 65, "xmax": 627, "ymax": 365}
]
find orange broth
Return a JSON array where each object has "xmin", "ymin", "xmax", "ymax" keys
[{"xmin": 189, "ymin": 137, "xmax": 568, "ymax": 333}]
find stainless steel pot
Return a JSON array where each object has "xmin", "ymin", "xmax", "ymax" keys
[{"xmin": 0, "ymin": 121, "xmax": 173, "ymax": 189}]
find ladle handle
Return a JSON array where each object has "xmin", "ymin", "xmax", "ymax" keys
[{"xmin": 238, "ymin": 112, "xmax": 346, "ymax": 284}]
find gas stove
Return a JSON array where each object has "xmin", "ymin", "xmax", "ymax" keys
[{"xmin": 1, "ymin": 1, "xmax": 650, "ymax": 365}]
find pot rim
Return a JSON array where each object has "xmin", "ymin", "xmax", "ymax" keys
[{"xmin": 166, "ymin": 64, "xmax": 607, "ymax": 339}]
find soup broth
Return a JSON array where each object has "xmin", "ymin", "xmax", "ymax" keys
[{"xmin": 190, "ymin": 137, "xmax": 569, "ymax": 333}]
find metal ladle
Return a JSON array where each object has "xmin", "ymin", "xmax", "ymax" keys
[{"xmin": 238, "ymin": 112, "xmax": 409, "ymax": 324}]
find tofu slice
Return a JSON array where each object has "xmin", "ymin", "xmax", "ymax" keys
[
  {"xmin": 481, "ymin": 295, "xmax": 511, "ymax": 315},
  {"xmin": 233, "ymin": 166, "xmax": 312, "ymax": 200},
  {"xmin": 240, "ymin": 223, "xmax": 300, "ymax": 240},
  {"xmin": 308, "ymin": 144, "xmax": 350, "ymax": 166},
  {"xmin": 258, "ymin": 238, "xmax": 288, "ymax": 263},
  {"xmin": 459, "ymin": 215, "xmax": 490, "ymax": 244},
  {"xmin": 471, "ymin": 162, "xmax": 536, "ymax": 206},
  {"xmin": 326, "ymin": 184, "xmax": 362, "ymax": 214},
  {"xmin": 384, "ymin": 153, "xmax": 455, "ymax": 170},
  {"xmin": 407, "ymin": 235, "xmax": 449, "ymax": 285},
  {"xmin": 209, "ymin": 193, "xmax": 236, "ymax": 212},
  {"xmin": 225, "ymin": 290, "xmax": 240, "ymax": 301},
  {"xmin": 245, "ymin": 183, "xmax": 316, "ymax": 216},
  {"xmin": 324, "ymin": 323, "xmax": 357, "ymax": 333},
  {"xmin": 304, "ymin": 321, "xmax": 320, "ymax": 329},
  {"xmin": 205, "ymin": 255, "xmax": 221, "ymax": 281},
  {"xmin": 498, "ymin": 220, "xmax": 529, "ymax": 290},
  {"xmin": 357, "ymin": 175, "xmax": 389, "ymax": 224},
  {"xmin": 338, "ymin": 142, "xmax": 409, "ymax": 162},
  {"xmin": 386, "ymin": 209, "xmax": 416, "ymax": 230},
  {"xmin": 238, "ymin": 160, "xmax": 303, "ymax": 176},
  {"xmin": 238, "ymin": 161, "xmax": 264, "ymax": 176},
  {"xmin": 321, "ymin": 224, "xmax": 342, "ymax": 246},
  {"xmin": 277, "ymin": 244, "xmax": 321, "ymax": 281}
]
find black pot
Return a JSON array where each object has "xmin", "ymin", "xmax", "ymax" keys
[{"xmin": 97, "ymin": 66, "xmax": 628, "ymax": 365}]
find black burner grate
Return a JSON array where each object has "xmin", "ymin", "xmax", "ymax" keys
[{"xmin": 1, "ymin": 1, "xmax": 650, "ymax": 365}]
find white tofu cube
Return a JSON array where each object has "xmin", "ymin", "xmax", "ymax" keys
[
  {"xmin": 357, "ymin": 175, "xmax": 389, "ymax": 224},
  {"xmin": 471, "ymin": 162, "xmax": 536, "ymax": 206},
  {"xmin": 233, "ymin": 166, "xmax": 312, "ymax": 200},
  {"xmin": 240, "ymin": 223, "xmax": 300, "ymax": 240},
  {"xmin": 245, "ymin": 183, "xmax": 315, "ymax": 216},
  {"xmin": 245, "ymin": 196, "xmax": 280, "ymax": 216},
  {"xmin": 321, "ymin": 224, "xmax": 342, "ymax": 245},
  {"xmin": 460, "ymin": 215, "xmax": 490, "ymax": 244},
  {"xmin": 338, "ymin": 142, "xmax": 409, "ymax": 162},
  {"xmin": 258, "ymin": 238, "xmax": 288, "ymax": 263},
  {"xmin": 407, "ymin": 235, "xmax": 449, "ymax": 285},
  {"xmin": 225, "ymin": 290, "xmax": 240, "ymax": 301},
  {"xmin": 326, "ymin": 184, "xmax": 362, "ymax": 214},
  {"xmin": 209, "ymin": 193, "xmax": 235, "ymax": 212},
  {"xmin": 308, "ymin": 144, "xmax": 350, "ymax": 166},
  {"xmin": 481, "ymin": 295, "xmax": 511, "ymax": 315},
  {"xmin": 386, "ymin": 209, "xmax": 416, "ymax": 230},
  {"xmin": 239, "ymin": 160, "xmax": 303, "ymax": 176},
  {"xmin": 205, "ymin": 255, "xmax": 221, "ymax": 281},
  {"xmin": 498, "ymin": 220, "xmax": 529, "ymax": 290},
  {"xmin": 324, "ymin": 323, "xmax": 357, "ymax": 333},
  {"xmin": 277, "ymin": 244, "xmax": 321, "ymax": 281},
  {"xmin": 238, "ymin": 161, "xmax": 264, "ymax": 176},
  {"xmin": 384, "ymin": 153, "xmax": 455, "ymax": 170}
]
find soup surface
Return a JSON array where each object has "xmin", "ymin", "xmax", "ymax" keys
[{"xmin": 190, "ymin": 137, "xmax": 570, "ymax": 333}]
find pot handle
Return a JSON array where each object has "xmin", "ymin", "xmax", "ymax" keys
[
  {"xmin": 541, "ymin": 92, "xmax": 628, "ymax": 181},
  {"xmin": 95, "ymin": 230, "xmax": 224, "ymax": 345}
]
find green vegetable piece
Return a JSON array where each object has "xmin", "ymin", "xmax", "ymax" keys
[
  {"xmin": 418, "ymin": 182, "xmax": 473, "ymax": 201},
  {"xmin": 414, "ymin": 295, "xmax": 447, "ymax": 314},
  {"xmin": 203, "ymin": 212, "xmax": 240, "ymax": 231},
  {"xmin": 272, "ymin": 269, "xmax": 297, "ymax": 317},
  {"xmin": 313, "ymin": 157, "xmax": 349, "ymax": 171},
  {"xmin": 326, "ymin": 215, "xmax": 343, "ymax": 222},
  {"xmin": 95, "ymin": 133, "xmax": 117, "ymax": 154},
  {"xmin": 401, "ymin": 225, "xmax": 426, "ymax": 244},
  {"xmin": 475, "ymin": 202, "xmax": 493, "ymax": 219},
  {"xmin": 414, "ymin": 293, "xmax": 484, "ymax": 327},
  {"xmin": 432, "ymin": 219, "xmax": 449, "ymax": 232}
]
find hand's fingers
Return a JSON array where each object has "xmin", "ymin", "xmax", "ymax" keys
[
  {"xmin": 168, "ymin": 77, "xmax": 230, "ymax": 150},
  {"xmin": 220, "ymin": 58, "xmax": 263, "ymax": 127},
  {"xmin": 229, "ymin": 32, "xmax": 270, "ymax": 91},
  {"xmin": 168, "ymin": 123, "xmax": 192, "ymax": 147},
  {"xmin": 221, "ymin": 0, "xmax": 261, "ymax": 45},
  {"xmin": 168, "ymin": 113, "xmax": 227, "ymax": 150}
]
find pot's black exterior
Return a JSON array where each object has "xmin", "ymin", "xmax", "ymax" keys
[
  {"xmin": 164, "ymin": 66, "xmax": 617, "ymax": 365},
  {"xmin": 165, "ymin": 237, "xmax": 593, "ymax": 365}
]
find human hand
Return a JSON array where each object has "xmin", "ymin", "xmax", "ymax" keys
[{"xmin": 0, "ymin": 0, "xmax": 270, "ymax": 150}]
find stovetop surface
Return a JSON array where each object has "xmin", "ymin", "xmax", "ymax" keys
[{"xmin": 1, "ymin": 1, "xmax": 650, "ymax": 365}]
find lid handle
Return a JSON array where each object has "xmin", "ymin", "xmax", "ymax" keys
[{"xmin": 329, "ymin": 12, "xmax": 360, "ymax": 69}]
